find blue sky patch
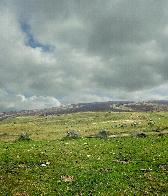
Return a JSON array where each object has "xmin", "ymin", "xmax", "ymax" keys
[{"xmin": 20, "ymin": 21, "xmax": 55, "ymax": 52}]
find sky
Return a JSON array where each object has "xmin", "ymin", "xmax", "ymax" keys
[{"xmin": 0, "ymin": 0, "xmax": 168, "ymax": 111}]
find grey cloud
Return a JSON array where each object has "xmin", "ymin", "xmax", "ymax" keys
[
  {"xmin": 87, "ymin": 0, "xmax": 167, "ymax": 56},
  {"xmin": 0, "ymin": 0, "xmax": 168, "ymax": 111}
]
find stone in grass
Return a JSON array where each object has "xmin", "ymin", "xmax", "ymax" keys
[
  {"xmin": 61, "ymin": 175, "xmax": 74, "ymax": 182},
  {"xmin": 18, "ymin": 132, "xmax": 31, "ymax": 141},
  {"xmin": 158, "ymin": 132, "xmax": 164, "ymax": 137},
  {"xmin": 66, "ymin": 130, "xmax": 80, "ymax": 139},
  {"xmin": 136, "ymin": 132, "xmax": 147, "ymax": 138},
  {"xmin": 97, "ymin": 129, "xmax": 108, "ymax": 139}
]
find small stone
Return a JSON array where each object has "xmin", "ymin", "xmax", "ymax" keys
[
  {"xmin": 61, "ymin": 175, "xmax": 74, "ymax": 182},
  {"xmin": 41, "ymin": 163, "xmax": 47, "ymax": 167},
  {"xmin": 18, "ymin": 132, "xmax": 31, "ymax": 141},
  {"xmin": 136, "ymin": 132, "xmax": 147, "ymax": 138},
  {"xmin": 97, "ymin": 129, "xmax": 108, "ymax": 139},
  {"xmin": 66, "ymin": 130, "xmax": 80, "ymax": 138}
]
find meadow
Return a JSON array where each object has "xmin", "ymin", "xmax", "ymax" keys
[{"xmin": 0, "ymin": 112, "xmax": 168, "ymax": 195}]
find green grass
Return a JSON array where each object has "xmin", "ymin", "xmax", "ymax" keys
[
  {"xmin": 0, "ymin": 112, "xmax": 168, "ymax": 141},
  {"xmin": 0, "ymin": 112, "xmax": 168, "ymax": 195},
  {"xmin": 0, "ymin": 136, "xmax": 168, "ymax": 195}
]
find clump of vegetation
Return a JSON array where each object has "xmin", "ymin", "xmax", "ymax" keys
[
  {"xmin": 97, "ymin": 129, "xmax": 108, "ymax": 139},
  {"xmin": 66, "ymin": 130, "xmax": 80, "ymax": 139},
  {"xmin": 18, "ymin": 132, "xmax": 31, "ymax": 141}
]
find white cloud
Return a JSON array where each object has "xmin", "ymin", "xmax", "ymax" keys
[
  {"xmin": 16, "ymin": 95, "xmax": 61, "ymax": 110},
  {"xmin": 0, "ymin": 89, "xmax": 61, "ymax": 111}
]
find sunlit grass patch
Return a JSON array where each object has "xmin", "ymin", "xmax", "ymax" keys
[{"xmin": 0, "ymin": 112, "xmax": 168, "ymax": 141}]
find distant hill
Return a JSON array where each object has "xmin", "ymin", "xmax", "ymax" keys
[{"xmin": 0, "ymin": 100, "xmax": 168, "ymax": 120}]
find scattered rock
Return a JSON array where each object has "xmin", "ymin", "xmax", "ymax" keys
[
  {"xmin": 61, "ymin": 175, "xmax": 74, "ymax": 182},
  {"xmin": 41, "ymin": 162, "xmax": 50, "ymax": 167},
  {"xmin": 41, "ymin": 163, "xmax": 47, "ymax": 167},
  {"xmin": 131, "ymin": 122, "xmax": 138, "ymax": 127},
  {"xmin": 158, "ymin": 133, "xmax": 164, "ymax": 137},
  {"xmin": 136, "ymin": 132, "xmax": 147, "ymax": 138},
  {"xmin": 148, "ymin": 119, "xmax": 155, "ymax": 126},
  {"xmin": 159, "ymin": 164, "xmax": 168, "ymax": 171},
  {"xmin": 140, "ymin": 168, "xmax": 152, "ymax": 172},
  {"xmin": 13, "ymin": 192, "xmax": 28, "ymax": 196},
  {"xmin": 18, "ymin": 133, "xmax": 31, "ymax": 141},
  {"xmin": 112, "ymin": 159, "xmax": 131, "ymax": 164},
  {"xmin": 99, "ymin": 168, "xmax": 113, "ymax": 173},
  {"xmin": 66, "ymin": 130, "xmax": 80, "ymax": 139},
  {"xmin": 97, "ymin": 129, "xmax": 108, "ymax": 139},
  {"xmin": 46, "ymin": 161, "xmax": 50, "ymax": 165}
]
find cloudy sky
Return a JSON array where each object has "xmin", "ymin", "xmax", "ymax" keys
[{"xmin": 0, "ymin": 0, "xmax": 168, "ymax": 111}]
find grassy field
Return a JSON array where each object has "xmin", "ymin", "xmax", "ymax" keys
[
  {"xmin": 0, "ymin": 111, "xmax": 168, "ymax": 141},
  {"xmin": 0, "ymin": 112, "xmax": 168, "ymax": 195}
]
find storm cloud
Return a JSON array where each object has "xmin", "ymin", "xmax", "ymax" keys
[{"xmin": 0, "ymin": 0, "xmax": 168, "ymax": 111}]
